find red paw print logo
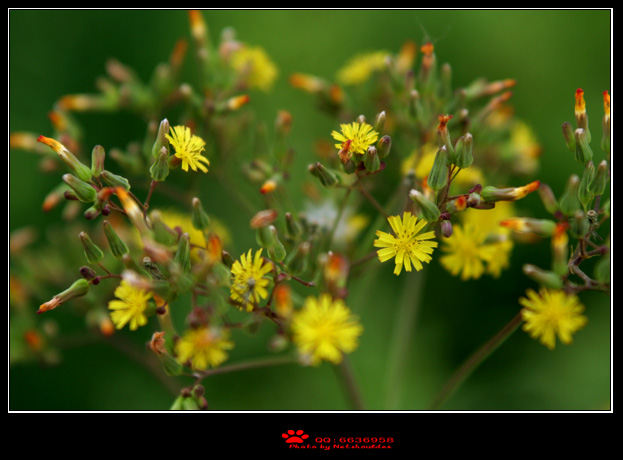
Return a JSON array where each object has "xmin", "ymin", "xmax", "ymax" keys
[{"xmin": 282, "ymin": 429, "xmax": 309, "ymax": 443}]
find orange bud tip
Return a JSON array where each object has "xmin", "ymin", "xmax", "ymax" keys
[
  {"xmin": 437, "ymin": 114, "xmax": 453, "ymax": 129},
  {"xmin": 259, "ymin": 179, "xmax": 277, "ymax": 194},
  {"xmin": 575, "ymin": 88, "xmax": 586, "ymax": 112},
  {"xmin": 421, "ymin": 42, "xmax": 434, "ymax": 55}
]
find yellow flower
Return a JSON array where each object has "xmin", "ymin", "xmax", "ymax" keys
[
  {"xmin": 230, "ymin": 248, "xmax": 273, "ymax": 311},
  {"xmin": 175, "ymin": 327, "xmax": 234, "ymax": 370},
  {"xmin": 336, "ymin": 50, "xmax": 389, "ymax": 86},
  {"xmin": 331, "ymin": 122, "xmax": 379, "ymax": 156},
  {"xmin": 374, "ymin": 211, "xmax": 438, "ymax": 276},
  {"xmin": 291, "ymin": 294, "xmax": 363, "ymax": 366},
  {"xmin": 229, "ymin": 45, "xmax": 278, "ymax": 91},
  {"xmin": 439, "ymin": 223, "xmax": 492, "ymax": 280},
  {"xmin": 520, "ymin": 288, "xmax": 588, "ymax": 350},
  {"xmin": 166, "ymin": 125, "xmax": 210, "ymax": 173},
  {"xmin": 107, "ymin": 280, "xmax": 152, "ymax": 331}
]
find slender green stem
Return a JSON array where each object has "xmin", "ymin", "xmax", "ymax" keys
[
  {"xmin": 383, "ymin": 269, "xmax": 426, "ymax": 409},
  {"xmin": 193, "ymin": 354, "xmax": 298, "ymax": 382},
  {"xmin": 428, "ymin": 312, "xmax": 524, "ymax": 410},
  {"xmin": 334, "ymin": 355, "xmax": 366, "ymax": 410}
]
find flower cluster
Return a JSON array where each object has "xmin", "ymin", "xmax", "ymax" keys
[{"xmin": 9, "ymin": 11, "xmax": 609, "ymax": 411}]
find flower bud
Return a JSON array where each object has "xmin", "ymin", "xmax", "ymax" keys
[
  {"xmin": 601, "ymin": 90, "xmax": 610, "ymax": 153},
  {"xmin": 363, "ymin": 146, "xmax": 380, "ymax": 172},
  {"xmin": 101, "ymin": 170, "xmax": 131, "ymax": 190},
  {"xmin": 103, "ymin": 220, "xmax": 129, "ymax": 258},
  {"xmin": 574, "ymin": 88, "xmax": 590, "ymax": 141},
  {"xmin": 374, "ymin": 111, "xmax": 386, "ymax": 134},
  {"xmin": 174, "ymin": 233, "xmax": 191, "ymax": 273},
  {"xmin": 285, "ymin": 212, "xmax": 302, "ymax": 239},
  {"xmin": 91, "ymin": 145, "xmax": 106, "ymax": 177},
  {"xmin": 37, "ymin": 278, "xmax": 90, "ymax": 314},
  {"xmin": 309, "ymin": 162, "xmax": 339, "ymax": 188},
  {"xmin": 499, "ymin": 218, "xmax": 556, "ymax": 237},
  {"xmin": 256, "ymin": 225, "xmax": 275, "ymax": 248},
  {"xmin": 446, "ymin": 195, "xmax": 467, "ymax": 214},
  {"xmin": 286, "ymin": 241, "xmax": 310, "ymax": 275},
  {"xmin": 427, "ymin": 146, "xmax": 449, "ymax": 191},
  {"xmin": 150, "ymin": 146, "xmax": 170, "ymax": 182},
  {"xmin": 79, "ymin": 231, "xmax": 104, "ymax": 264},
  {"xmin": 116, "ymin": 187, "xmax": 149, "ymax": 234},
  {"xmin": 588, "ymin": 160, "xmax": 609, "ymax": 197},
  {"xmin": 574, "ymin": 128, "xmax": 593, "ymax": 164},
  {"xmin": 37, "ymin": 135, "xmax": 92, "ymax": 182},
  {"xmin": 191, "ymin": 197, "xmax": 210, "ymax": 231},
  {"xmin": 62, "ymin": 173, "xmax": 96, "ymax": 203},
  {"xmin": 522, "ymin": 264, "xmax": 564, "ymax": 290},
  {"xmin": 441, "ymin": 219, "xmax": 453, "ymax": 238},
  {"xmin": 559, "ymin": 174, "xmax": 581, "ymax": 216},
  {"xmin": 151, "ymin": 118, "xmax": 170, "ymax": 158},
  {"xmin": 436, "ymin": 114, "xmax": 454, "ymax": 154},
  {"xmin": 149, "ymin": 331, "xmax": 183, "ymax": 376},
  {"xmin": 377, "ymin": 135, "xmax": 392, "ymax": 159},
  {"xmin": 267, "ymin": 226, "xmax": 287, "ymax": 262},
  {"xmin": 409, "ymin": 189, "xmax": 441, "ymax": 222},
  {"xmin": 481, "ymin": 180, "xmax": 540, "ymax": 202},
  {"xmin": 452, "ymin": 132, "xmax": 473, "ymax": 169},
  {"xmin": 551, "ymin": 223, "xmax": 569, "ymax": 276},
  {"xmin": 561, "ymin": 121, "xmax": 576, "ymax": 152},
  {"xmin": 578, "ymin": 161, "xmax": 595, "ymax": 210},
  {"xmin": 538, "ymin": 183, "xmax": 559, "ymax": 215},
  {"xmin": 570, "ymin": 210, "xmax": 589, "ymax": 238}
]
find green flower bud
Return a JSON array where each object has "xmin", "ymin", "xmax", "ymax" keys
[
  {"xmin": 103, "ymin": 220, "xmax": 129, "ymax": 258},
  {"xmin": 37, "ymin": 135, "xmax": 93, "ymax": 182},
  {"xmin": 377, "ymin": 135, "xmax": 392, "ymax": 158},
  {"xmin": 561, "ymin": 121, "xmax": 576, "ymax": 152},
  {"xmin": 363, "ymin": 146, "xmax": 380, "ymax": 172},
  {"xmin": 150, "ymin": 146, "xmax": 170, "ymax": 182},
  {"xmin": 286, "ymin": 241, "xmax": 310, "ymax": 276},
  {"xmin": 191, "ymin": 197, "xmax": 210, "ymax": 231},
  {"xmin": 37, "ymin": 278, "xmax": 91, "ymax": 314},
  {"xmin": 309, "ymin": 162, "xmax": 339, "ymax": 188},
  {"xmin": 256, "ymin": 225, "xmax": 275, "ymax": 248},
  {"xmin": 588, "ymin": 160, "xmax": 609, "ymax": 196},
  {"xmin": 522, "ymin": 264, "xmax": 563, "ymax": 290},
  {"xmin": 570, "ymin": 210, "xmax": 589, "ymax": 238},
  {"xmin": 427, "ymin": 146, "xmax": 449, "ymax": 191},
  {"xmin": 374, "ymin": 111, "xmax": 386, "ymax": 134},
  {"xmin": 267, "ymin": 226, "xmax": 287, "ymax": 262},
  {"xmin": 578, "ymin": 161, "xmax": 595, "ymax": 210},
  {"xmin": 79, "ymin": 231, "xmax": 104, "ymax": 264},
  {"xmin": 538, "ymin": 183, "xmax": 559, "ymax": 215},
  {"xmin": 409, "ymin": 189, "xmax": 441, "ymax": 222},
  {"xmin": 62, "ymin": 173, "xmax": 97, "ymax": 203},
  {"xmin": 574, "ymin": 128, "xmax": 593, "ymax": 164},
  {"xmin": 285, "ymin": 212, "xmax": 302, "ymax": 239},
  {"xmin": 453, "ymin": 132, "xmax": 473, "ymax": 169},
  {"xmin": 91, "ymin": 145, "xmax": 106, "ymax": 177},
  {"xmin": 152, "ymin": 118, "xmax": 170, "ymax": 158},
  {"xmin": 174, "ymin": 233, "xmax": 191, "ymax": 273},
  {"xmin": 145, "ymin": 212, "xmax": 175, "ymax": 247},
  {"xmin": 100, "ymin": 170, "xmax": 131, "ymax": 190},
  {"xmin": 559, "ymin": 174, "xmax": 581, "ymax": 216}
]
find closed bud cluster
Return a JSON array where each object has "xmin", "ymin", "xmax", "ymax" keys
[{"xmin": 452, "ymin": 132, "xmax": 473, "ymax": 169}]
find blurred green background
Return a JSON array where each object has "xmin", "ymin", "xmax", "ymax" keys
[{"xmin": 9, "ymin": 9, "xmax": 611, "ymax": 411}]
